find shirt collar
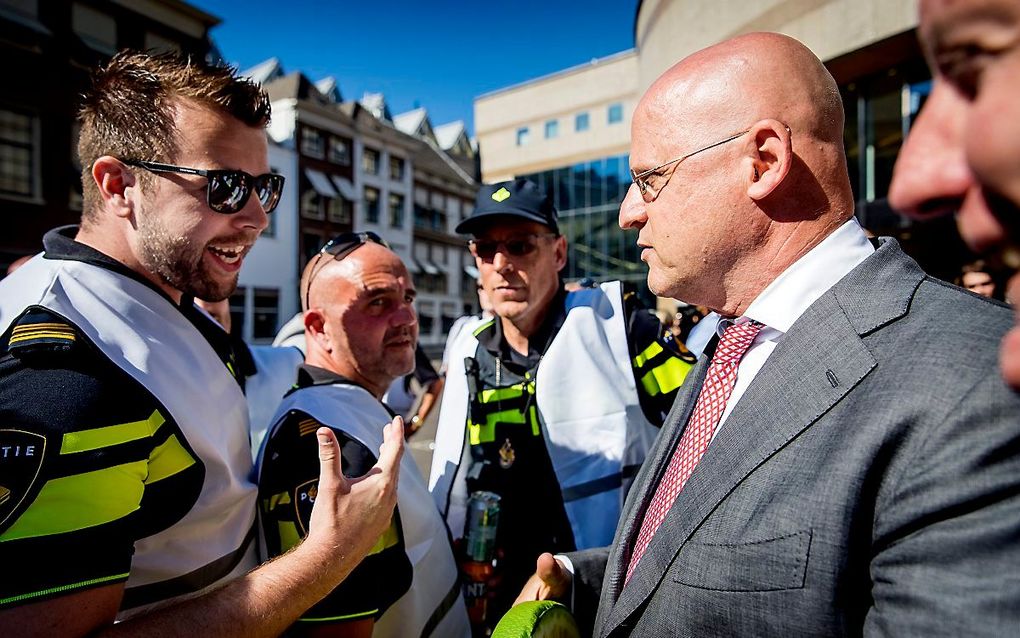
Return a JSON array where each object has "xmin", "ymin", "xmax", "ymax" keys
[
  {"xmin": 478, "ymin": 284, "xmax": 567, "ymax": 367},
  {"xmin": 736, "ymin": 218, "xmax": 874, "ymax": 335}
]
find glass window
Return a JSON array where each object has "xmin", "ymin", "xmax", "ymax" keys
[
  {"xmin": 607, "ymin": 103, "xmax": 623, "ymax": 124},
  {"xmin": 327, "ymin": 197, "xmax": 351, "ymax": 224},
  {"xmin": 545, "ymin": 120, "xmax": 559, "ymax": 139},
  {"xmin": 328, "ymin": 136, "xmax": 350, "ymax": 165},
  {"xmin": 0, "ymin": 108, "xmax": 35, "ymax": 198},
  {"xmin": 144, "ymin": 31, "xmax": 180, "ymax": 54},
  {"xmin": 229, "ymin": 288, "xmax": 246, "ymax": 338},
  {"xmin": 300, "ymin": 189, "xmax": 323, "ymax": 220},
  {"xmin": 252, "ymin": 288, "xmax": 279, "ymax": 341},
  {"xmin": 364, "ymin": 186, "xmax": 380, "ymax": 223},
  {"xmin": 72, "ymin": 2, "xmax": 116, "ymax": 53},
  {"xmin": 300, "ymin": 126, "xmax": 324, "ymax": 158},
  {"xmin": 363, "ymin": 147, "xmax": 380, "ymax": 175},
  {"xmin": 516, "ymin": 127, "xmax": 530, "ymax": 146},
  {"xmin": 389, "ymin": 156, "xmax": 405, "ymax": 181},
  {"xmin": 575, "ymin": 112, "xmax": 590, "ymax": 132},
  {"xmin": 389, "ymin": 192, "xmax": 405, "ymax": 228}
]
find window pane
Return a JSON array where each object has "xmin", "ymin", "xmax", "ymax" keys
[
  {"xmin": 389, "ymin": 192, "xmax": 405, "ymax": 228},
  {"xmin": 608, "ymin": 103, "xmax": 623, "ymax": 124},
  {"xmin": 363, "ymin": 148, "xmax": 380, "ymax": 174},
  {"xmin": 365, "ymin": 186, "xmax": 380, "ymax": 223},
  {"xmin": 516, "ymin": 127, "xmax": 530, "ymax": 146},
  {"xmin": 252, "ymin": 288, "xmax": 279, "ymax": 340},
  {"xmin": 575, "ymin": 112, "xmax": 590, "ymax": 132},
  {"xmin": 545, "ymin": 120, "xmax": 559, "ymax": 139}
]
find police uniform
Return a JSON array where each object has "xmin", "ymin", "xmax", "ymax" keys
[
  {"xmin": 429, "ymin": 178, "xmax": 695, "ymax": 624},
  {"xmin": 258, "ymin": 365, "xmax": 470, "ymax": 638},
  {"xmin": 0, "ymin": 226, "xmax": 257, "ymax": 616}
]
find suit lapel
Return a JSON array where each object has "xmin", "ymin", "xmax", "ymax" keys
[
  {"xmin": 599, "ymin": 238, "xmax": 923, "ymax": 636},
  {"xmin": 596, "ymin": 354, "xmax": 709, "ymax": 624}
]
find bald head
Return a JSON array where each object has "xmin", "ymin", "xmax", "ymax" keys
[
  {"xmin": 302, "ymin": 242, "xmax": 418, "ymax": 398},
  {"xmin": 640, "ymin": 33, "xmax": 845, "ymax": 150},
  {"xmin": 621, "ymin": 33, "xmax": 856, "ymax": 316}
]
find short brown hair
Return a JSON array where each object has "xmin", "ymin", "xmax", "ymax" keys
[{"xmin": 78, "ymin": 50, "xmax": 271, "ymax": 221}]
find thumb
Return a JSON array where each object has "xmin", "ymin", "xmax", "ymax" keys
[
  {"xmin": 536, "ymin": 552, "xmax": 565, "ymax": 585},
  {"xmin": 316, "ymin": 427, "xmax": 349, "ymax": 495}
]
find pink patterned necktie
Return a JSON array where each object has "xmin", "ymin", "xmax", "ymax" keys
[{"xmin": 625, "ymin": 319, "xmax": 763, "ymax": 584}]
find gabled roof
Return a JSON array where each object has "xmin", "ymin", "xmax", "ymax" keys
[
  {"xmin": 263, "ymin": 71, "xmax": 335, "ymax": 107},
  {"xmin": 241, "ymin": 57, "xmax": 284, "ymax": 85},
  {"xmin": 434, "ymin": 120, "xmax": 474, "ymax": 158},
  {"xmin": 315, "ymin": 76, "xmax": 342, "ymax": 103},
  {"xmin": 360, "ymin": 92, "xmax": 392, "ymax": 121},
  {"xmin": 393, "ymin": 107, "xmax": 437, "ymax": 144}
]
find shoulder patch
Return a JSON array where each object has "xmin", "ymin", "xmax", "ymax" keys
[
  {"xmin": 0, "ymin": 428, "xmax": 47, "ymax": 533},
  {"xmin": 5, "ymin": 307, "xmax": 77, "ymax": 355}
]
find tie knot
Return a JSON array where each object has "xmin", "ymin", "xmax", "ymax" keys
[{"xmin": 712, "ymin": 320, "xmax": 763, "ymax": 365}]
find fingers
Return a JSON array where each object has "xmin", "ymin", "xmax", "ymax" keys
[
  {"xmin": 316, "ymin": 427, "xmax": 349, "ymax": 495},
  {"xmin": 376, "ymin": 416, "xmax": 405, "ymax": 478}
]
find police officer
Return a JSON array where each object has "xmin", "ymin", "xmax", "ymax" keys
[
  {"xmin": 258, "ymin": 234, "xmax": 470, "ymax": 637},
  {"xmin": 430, "ymin": 178, "xmax": 693, "ymax": 624},
  {"xmin": 0, "ymin": 52, "xmax": 401, "ymax": 636}
]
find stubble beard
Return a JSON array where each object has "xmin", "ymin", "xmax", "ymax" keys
[{"xmin": 136, "ymin": 212, "xmax": 237, "ymax": 302}]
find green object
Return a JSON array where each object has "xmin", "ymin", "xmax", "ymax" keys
[{"xmin": 492, "ymin": 600, "xmax": 580, "ymax": 638}]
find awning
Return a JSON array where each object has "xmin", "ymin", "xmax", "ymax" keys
[
  {"xmin": 330, "ymin": 175, "xmax": 357, "ymax": 200},
  {"xmin": 419, "ymin": 259, "xmax": 440, "ymax": 275},
  {"xmin": 304, "ymin": 169, "xmax": 337, "ymax": 197},
  {"xmin": 406, "ymin": 258, "xmax": 422, "ymax": 274},
  {"xmin": 464, "ymin": 264, "xmax": 480, "ymax": 279}
]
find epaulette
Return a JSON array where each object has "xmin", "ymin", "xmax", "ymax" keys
[{"xmin": 4, "ymin": 307, "xmax": 78, "ymax": 356}]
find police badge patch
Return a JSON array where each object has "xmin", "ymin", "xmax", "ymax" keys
[
  {"xmin": 0, "ymin": 429, "xmax": 46, "ymax": 531},
  {"xmin": 293, "ymin": 478, "xmax": 319, "ymax": 535}
]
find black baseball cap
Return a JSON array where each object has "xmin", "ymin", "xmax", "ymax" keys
[{"xmin": 456, "ymin": 178, "xmax": 559, "ymax": 235}]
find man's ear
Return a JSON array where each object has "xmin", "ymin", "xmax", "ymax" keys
[
  {"xmin": 745, "ymin": 119, "xmax": 792, "ymax": 201},
  {"xmin": 553, "ymin": 234, "xmax": 567, "ymax": 272},
  {"xmin": 92, "ymin": 156, "xmax": 137, "ymax": 219},
  {"xmin": 303, "ymin": 309, "xmax": 330, "ymax": 352}
]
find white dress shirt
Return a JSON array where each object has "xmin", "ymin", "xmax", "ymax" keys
[{"xmin": 712, "ymin": 218, "xmax": 874, "ymax": 435}]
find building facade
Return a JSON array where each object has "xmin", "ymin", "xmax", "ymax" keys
[{"xmin": 250, "ymin": 62, "xmax": 479, "ymax": 347}]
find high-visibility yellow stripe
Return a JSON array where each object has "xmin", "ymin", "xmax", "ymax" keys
[
  {"xmin": 145, "ymin": 434, "xmax": 195, "ymax": 484},
  {"xmin": 469, "ymin": 408, "xmax": 526, "ymax": 445},
  {"xmin": 0, "ymin": 461, "xmax": 146, "ymax": 541},
  {"xmin": 366, "ymin": 517, "xmax": 399, "ymax": 556},
  {"xmin": 278, "ymin": 520, "xmax": 301, "ymax": 552},
  {"xmin": 264, "ymin": 491, "xmax": 292, "ymax": 512},
  {"xmin": 61, "ymin": 410, "xmax": 165, "ymax": 454},
  {"xmin": 479, "ymin": 384, "xmax": 525, "ymax": 403},
  {"xmin": 639, "ymin": 356, "xmax": 693, "ymax": 397},
  {"xmin": 633, "ymin": 340, "xmax": 664, "ymax": 368},
  {"xmin": 530, "ymin": 405, "xmax": 539, "ymax": 437},
  {"xmin": 0, "ymin": 572, "xmax": 130, "ymax": 606},
  {"xmin": 472, "ymin": 318, "xmax": 495, "ymax": 337},
  {"xmin": 298, "ymin": 609, "xmax": 378, "ymax": 622}
]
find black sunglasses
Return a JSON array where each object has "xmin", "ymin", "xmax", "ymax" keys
[
  {"xmin": 123, "ymin": 159, "xmax": 285, "ymax": 215},
  {"xmin": 304, "ymin": 231, "xmax": 390, "ymax": 309},
  {"xmin": 468, "ymin": 233, "xmax": 559, "ymax": 261}
]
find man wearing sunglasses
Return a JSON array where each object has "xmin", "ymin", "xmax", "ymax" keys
[
  {"xmin": 257, "ymin": 235, "xmax": 470, "ymax": 637},
  {"xmin": 516, "ymin": 33, "xmax": 1020, "ymax": 637},
  {"xmin": 430, "ymin": 178, "xmax": 694, "ymax": 628},
  {"xmin": 0, "ymin": 52, "xmax": 402, "ymax": 636}
]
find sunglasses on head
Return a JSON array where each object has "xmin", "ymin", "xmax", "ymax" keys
[
  {"xmin": 304, "ymin": 231, "xmax": 390, "ymax": 309},
  {"xmin": 123, "ymin": 159, "xmax": 285, "ymax": 215},
  {"xmin": 468, "ymin": 233, "xmax": 559, "ymax": 261}
]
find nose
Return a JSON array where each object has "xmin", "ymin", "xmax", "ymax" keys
[
  {"xmin": 492, "ymin": 248, "xmax": 513, "ymax": 273},
  {"xmin": 619, "ymin": 182, "xmax": 647, "ymax": 230},
  {"xmin": 888, "ymin": 79, "xmax": 974, "ymax": 220},
  {"xmin": 393, "ymin": 301, "xmax": 417, "ymax": 328},
  {"xmin": 234, "ymin": 191, "xmax": 270, "ymax": 233}
]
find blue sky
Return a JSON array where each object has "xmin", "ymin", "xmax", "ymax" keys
[{"xmin": 193, "ymin": 0, "xmax": 638, "ymax": 136}]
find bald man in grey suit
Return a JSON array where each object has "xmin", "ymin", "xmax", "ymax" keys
[{"xmin": 514, "ymin": 32, "xmax": 1020, "ymax": 637}]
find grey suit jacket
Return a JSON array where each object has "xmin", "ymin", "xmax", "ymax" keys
[{"xmin": 569, "ymin": 238, "xmax": 1020, "ymax": 637}]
